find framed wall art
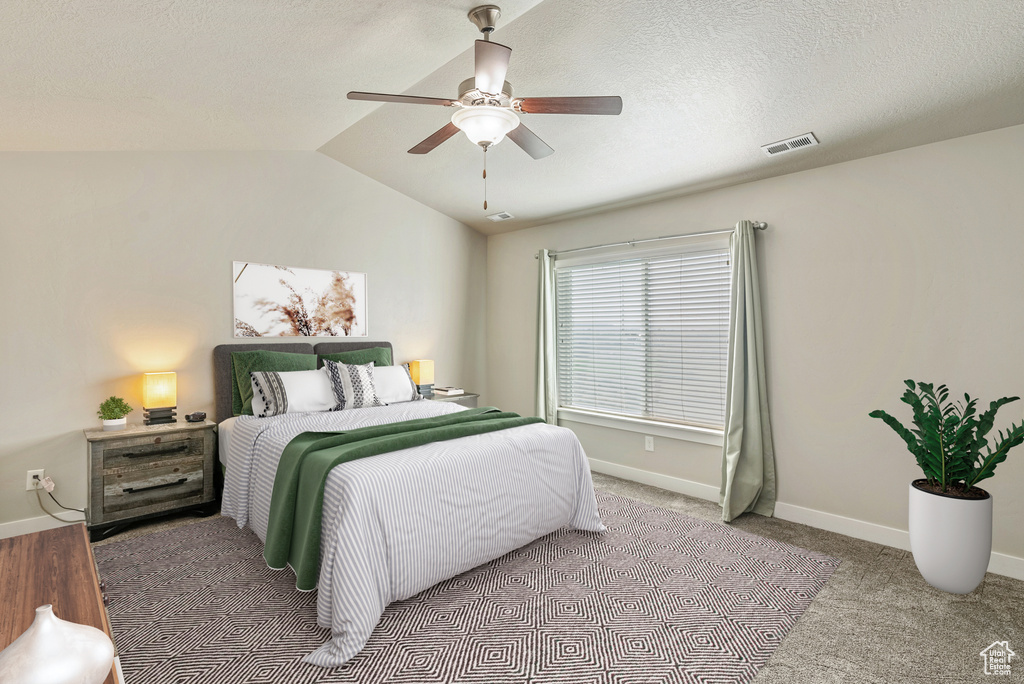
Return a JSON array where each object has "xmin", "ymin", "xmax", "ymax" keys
[{"xmin": 232, "ymin": 261, "xmax": 367, "ymax": 338}]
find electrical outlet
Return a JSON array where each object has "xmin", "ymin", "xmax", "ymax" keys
[
  {"xmin": 644, "ymin": 436, "xmax": 654, "ymax": 452},
  {"xmin": 26, "ymin": 469, "xmax": 45, "ymax": 491}
]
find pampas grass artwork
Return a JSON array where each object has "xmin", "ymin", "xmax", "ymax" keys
[{"xmin": 232, "ymin": 262, "xmax": 367, "ymax": 337}]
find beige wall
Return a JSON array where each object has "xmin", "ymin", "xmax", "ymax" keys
[
  {"xmin": 487, "ymin": 123, "xmax": 1024, "ymax": 560},
  {"xmin": 0, "ymin": 152, "xmax": 486, "ymax": 529}
]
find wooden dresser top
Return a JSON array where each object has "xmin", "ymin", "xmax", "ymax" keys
[{"xmin": 0, "ymin": 523, "xmax": 118, "ymax": 684}]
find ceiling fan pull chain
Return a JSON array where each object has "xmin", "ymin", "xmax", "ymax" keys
[{"xmin": 483, "ymin": 146, "xmax": 488, "ymax": 210}]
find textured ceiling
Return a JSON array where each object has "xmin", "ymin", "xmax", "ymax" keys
[
  {"xmin": 3, "ymin": 1, "xmax": 1022, "ymax": 234},
  {"xmin": 0, "ymin": 0, "xmax": 542, "ymax": 150},
  {"xmin": 321, "ymin": 0, "xmax": 1024, "ymax": 233}
]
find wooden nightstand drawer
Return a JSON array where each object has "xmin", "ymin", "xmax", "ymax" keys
[
  {"xmin": 103, "ymin": 460, "xmax": 205, "ymax": 514},
  {"xmin": 102, "ymin": 434, "xmax": 203, "ymax": 469}
]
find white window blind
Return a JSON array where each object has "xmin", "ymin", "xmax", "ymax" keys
[{"xmin": 555, "ymin": 245, "xmax": 731, "ymax": 430}]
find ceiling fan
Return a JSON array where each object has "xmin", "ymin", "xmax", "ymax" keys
[{"xmin": 347, "ymin": 4, "xmax": 623, "ymax": 161}]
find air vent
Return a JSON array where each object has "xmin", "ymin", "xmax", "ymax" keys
[
  {"xmin": 486, "ymin": 211, "xmax": 514, "ymax": 222},
  {"xmin": 761, "ymin": 132, "xmax": 819, "ymax": 156}
]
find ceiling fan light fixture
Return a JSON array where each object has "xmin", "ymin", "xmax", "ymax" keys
[{"xmin": 451, "ymin": 106, "xmax": 520, "ymax": 147}]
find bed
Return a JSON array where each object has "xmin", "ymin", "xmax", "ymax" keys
[{"xmin": 214, "ymin": 341, "xmax": 605, "ymax": 666}]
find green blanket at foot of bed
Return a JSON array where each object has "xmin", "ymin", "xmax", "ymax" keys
[{"xmin": 263, "ymin": 407, "xmax": 544, "ymax": 590}]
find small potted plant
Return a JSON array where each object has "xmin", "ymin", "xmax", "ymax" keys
[
  {"xmin": 98, "ymin": 396, "xmax": 133, "ymax": 431},
  {"xmin": 870, "ymin": 380, "xmax": 1024, "ymax": 593}
]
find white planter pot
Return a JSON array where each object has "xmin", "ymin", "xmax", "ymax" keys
[
  {"xmin": 908, "ymin": 480, "xmax": 992, "ymax": 594},
  {"xmin": 0, "ymin": 604, "xmax": 115, "ymax": 684},
  {"xmin": 102, "ymin": 417, "xmax": 126, "ymax": 431}
]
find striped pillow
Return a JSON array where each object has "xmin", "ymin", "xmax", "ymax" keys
[
  {"xmin": 323, "ymin": 360, "xmax": 387, "ymax": 410},
  {"xmin": 250, "ymin": 371, "xmax": 289, "ymax": 417}
]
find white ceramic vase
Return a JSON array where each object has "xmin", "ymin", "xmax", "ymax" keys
[
  {"xmin": 0, "ymin": 604, "xmax": 115, "ymax": 684},
  {"xmin": 102, "ymin": 417, "xmax": 126, "ymax": 431},
  {"xmin": 908, "ymin": 480, "xmax": 992, "ymax": 594}
]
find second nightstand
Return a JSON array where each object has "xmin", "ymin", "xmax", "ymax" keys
[
  {"xmin": 84, "ymin": 421, "xmax": 218, "ymax": 541},
  {"xmin": 426, "ymin": 392, "xmax": 479, "ymax": 408}
]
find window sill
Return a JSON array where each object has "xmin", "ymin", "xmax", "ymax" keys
[{"xmin": 556, "ymin": 408, "xmax": 724, "ymax": 447}]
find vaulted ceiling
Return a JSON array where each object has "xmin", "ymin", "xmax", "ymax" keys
[
  {"xmin": 3, "ymin": 1, "xmax": 1023, "ymax": 234},
  {"xmin": 0, "ymin": 0, "xmax": 543, "ymax": 150}
]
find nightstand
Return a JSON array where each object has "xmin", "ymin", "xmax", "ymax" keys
[
  {"xmin": 426, "ymin": 392, "xmax": 479, "ymax": 408},
  {"xmin": 84, "ymin": 421, "xmax": 217, "ymax": 541}
]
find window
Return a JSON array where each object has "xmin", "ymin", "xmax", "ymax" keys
[{"xmin": 554, "ymin": 243, "xmax": 731, "ymax": 431}]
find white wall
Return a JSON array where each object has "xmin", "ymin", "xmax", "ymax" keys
[
  {"xmin": 487, "ymin": 123, "xmax": 1024, "ymax": 561},
  {"xmin": 0, "ymin": 152, "xmax": 486, "ymax": 531}
]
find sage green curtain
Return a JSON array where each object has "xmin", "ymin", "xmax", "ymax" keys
[
  {"xmin": 536, "ymin": 249, "xmax": 558, "ymax": 423},
  {"xmin": 720, "ymin": 221, "xmax": 777, "ymax": 522}
]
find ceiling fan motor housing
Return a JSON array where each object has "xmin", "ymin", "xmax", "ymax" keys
[{"xmin": 458, "ymin": 77, "xmax": 513, "ymax": 106}]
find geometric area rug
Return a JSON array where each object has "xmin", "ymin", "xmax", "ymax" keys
[{"xmin": 93, "ymin": 491, "xmax": 839, "ymax": 684}]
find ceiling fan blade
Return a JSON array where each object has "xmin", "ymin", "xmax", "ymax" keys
[
  {"xmin": 517, "ymin": 96, "xmax": 623, "ymax": 115},
  {"xmin": 348, "ymin": 91, "xmax": 457, "ymax": 107},
  {"xmin": 507, "ymin": 124, "xmax": 554, "ymax": 159},
  {"xmin": 474, "ymin": 40, "xmax": 512, "ymax": 95},
  {"xmin": 408, "ymin": 122, "xmax": 461, "ymax": 154}
]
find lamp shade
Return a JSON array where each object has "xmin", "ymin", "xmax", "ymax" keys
[
  {"xmin": 408, "ymin": 360, "xmax": 434, "ymax": 386},
  {"xmin": 143, "ymin": 372, "xmax": 177, "ymax": 409},
  {"xmin": 451, "ymin": 106, "xmax": 520, "ymax": 147}
]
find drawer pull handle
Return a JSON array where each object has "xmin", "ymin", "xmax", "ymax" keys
[
  {"xmin": 123, "ymin": 444, "xmax": 188, "ymax": 458},
  {"xmin": 123, "ymin": 478, "xmax": 187, "ymax": 494}
]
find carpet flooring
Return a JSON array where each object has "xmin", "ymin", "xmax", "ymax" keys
[
  {"xmin": 93, "ymin": 473, "xmax": 1024, "ymax": 682},
  {"xmin": 93, "ymin": 490, "xmax": 838, "ymax": 683},
  {"xmin": 591, "ymin": 473, "xmax": 1024, "ymax": 683}
]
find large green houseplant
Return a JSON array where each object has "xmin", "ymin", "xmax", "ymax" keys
[
  {"xmin": 869, "ymin": 380, "xmax": 1024, "ymax": 496},
  {"xmin": 870, "ymin": 380, "xmax": 1024, "ymax": 593}
]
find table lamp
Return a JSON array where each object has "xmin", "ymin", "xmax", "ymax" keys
[
  {"xmin": 143, "ymin": 372, "xmax": 177, "ymax": 424},
  {"xmin": 408, "ymin": 360, "xmax": 434, "ymax": 397}
]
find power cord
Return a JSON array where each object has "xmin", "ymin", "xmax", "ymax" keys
[
  {"xmin": 34, "ymin": 474, "xmax": 86, "ymax": 514},
  {"xmin": 47, "ymin": 490, "xmax": 85, "ymax": 514}
]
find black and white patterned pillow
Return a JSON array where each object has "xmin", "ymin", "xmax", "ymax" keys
[
  {"xmin": 249, "ymin": 369, "xmax": 339, "ymax": 417},
  {"xmin": 323, "ymin": 360, "xmax": 387, "ymax": 410},
  {"xmin": 250, "ymin": 371, "xmax": 289, "ymax": 417}
]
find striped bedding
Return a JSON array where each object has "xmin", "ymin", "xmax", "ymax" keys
[{"xmin": 220, "ymin": 401, "xmax": 605, "ymax": 666}]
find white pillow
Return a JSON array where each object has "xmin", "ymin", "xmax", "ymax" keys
[
  {"xmin": 250, "ymin": 368, "xmax": 338, "ymax": 417},
  {"xmin": 373, "ymin": 365, "xmax": 419, "ymax": 404}
]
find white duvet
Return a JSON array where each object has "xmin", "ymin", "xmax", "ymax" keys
[{"xmin": 220, "ymin": 401, "xmax": 605, "ymax": 666}]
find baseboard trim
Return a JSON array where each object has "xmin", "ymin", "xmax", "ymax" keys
[
  {"xmin": 588, "ymin": 458, "xmax": 720, "ymax": 502},
  {"xmin": 773, "ymin": 501, "xmax": 911, "ymax": 551},
  {"xmin": 988, "ymin": 550, "xmax": 1024, "ymax": 581},
  {"xmin": 589, "ymin": 458, "xmax": 1024, "ymax": 582},
  {"xmin": 774, "ymin": 501, "xmax": 1024, "ymax": 582},
  {"xmin": 0, "ymin": 513, "xmax": 85, "ymax": 540}
]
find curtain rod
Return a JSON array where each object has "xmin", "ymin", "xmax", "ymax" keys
[{"xmin": 535, "ymin": 222, "xmax": 767, "ymax": 259}]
